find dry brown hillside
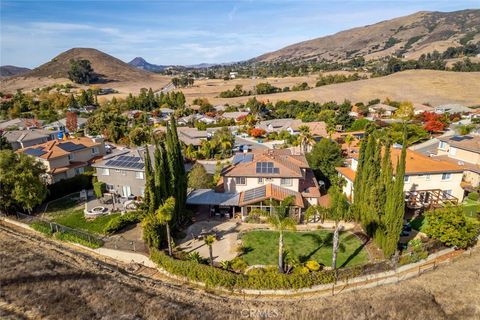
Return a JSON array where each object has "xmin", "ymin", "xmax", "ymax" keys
[
  {"xmin": 1, "ymin": 48, "xmax": 172, "ymax": 95},
  {"xmin": 184, "ymin": 70, "xmax": 480, "ymax": 107},
  {"xmin": 23, "ymin": 48, "xmax": 156, "ymax": 82},
  {"xmin": 256, "ymin": 9, "xmax": 480, "ymax": 63}
]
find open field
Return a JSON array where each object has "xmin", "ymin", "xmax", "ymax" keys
[
  {"xmin": 181, "ymin": 70, "xmax": 480, "ymax": 107},
  {"xmin": 241, "ymin": 230, "xmax": 368, "ymax": 267},
  {"xmin": 1, "ymin": 222, "xmax": 479, "ymax": 319}
]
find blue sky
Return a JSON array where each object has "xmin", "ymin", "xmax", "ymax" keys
[{"xmin": 1, "ymin": 1, "xmax": 478, "ymax": 68}]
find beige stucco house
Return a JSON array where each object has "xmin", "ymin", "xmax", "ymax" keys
[{"xmin": 18, "ymin": 137, "xmax": 105, "ymax": 183}]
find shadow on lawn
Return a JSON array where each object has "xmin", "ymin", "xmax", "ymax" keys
[
  {"xmin": 340, "ymin": 239, "xmax": 367, "ymax": 268},
  {"xmin": 299, "ymin": 232, "xmax": 343, "ymax": 263}
]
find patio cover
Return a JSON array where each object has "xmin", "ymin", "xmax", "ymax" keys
[{"xmin": 187, "ymin": 189, "xmax": 240, "ymax": 206}]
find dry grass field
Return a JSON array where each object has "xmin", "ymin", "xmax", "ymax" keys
[
  {"xmin": 1, "ymin": 222, "xmax": 479, "ymax": 320},
  {"xmin": 183, "ymin": 70, "xmax": 480, "ymax": 107}
]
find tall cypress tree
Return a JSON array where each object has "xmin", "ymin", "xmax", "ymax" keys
[
  {"xmin": 352, "ymin": 133, "xmax": 368, "ymax": 221},
  {"xmin": 153, "ymin": 141, "xmax": 168, "ymax": 207},
  {"xmin": 382, "ymin": 133, "xmax": 407, "ymax": 257},
  {"xmin": 143, "ymin": 145, "xmax": 155, "ymax": 215}
]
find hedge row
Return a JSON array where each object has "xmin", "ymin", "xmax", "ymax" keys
[
  {"xmin": 150, "ymin": 249, "xmax": 344, "ymax": 290},
  {"xmin": 103, "ymin": 211, "xmax": 142, "ymax": 234},
  {"xmin": 31, "ymin": 220, "xmax": 102, "ymax": 248}
]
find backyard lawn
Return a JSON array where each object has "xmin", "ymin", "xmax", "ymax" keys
[
  {"xmin": 44, "ymin": 195, "xmax": 120, "ymax": 235},
  {"xmin": 240, "ymin": 230, "xmax": 368, "ymax": 268},
  {"xmin": 463, "ymin": 198, "xmax": 480, "ymax": 219}
]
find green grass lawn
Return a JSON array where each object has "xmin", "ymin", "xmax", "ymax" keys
[
  {"xmin": 240, "ymin": 230, "xmax": 368, "ymax": 268},
  {"xmin": 462, "ymin": 198, "xmax": 480, "ymax": 219},
  {"xmin": 45, "ymin": 195, "xmax": 120, "ymax": 235}
]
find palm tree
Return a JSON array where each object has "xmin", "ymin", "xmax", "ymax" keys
[
  {"xmin": 253, "ymin": 196, "xmax": 297, "ymax": 273},
  {"xmin": 328, "ymin": 186, "xmax": 352, "ymax": 280},
  {"xmin": 156, "ymin": 197, "xmax": 175, "ymax": 256},
  {"xmin": 344, "ymin": 134, "xmax": 354, "ymax": 155},
  {"xmin": 204, "ymin": 235, "xmax": 216, "ymax": 266},
  {"xmin": 327, "ymin": 127, "xmax": 335, "ymax": 139},
  {"xmin": 219, "ymin": 136, "xmax": 233, "ymax": 158},
  {"xmin": 297, "ymin": 125, "xmax": 314, "ymax": 154},
  {"xmin": 304, "ymin": 205, "xmax": 329, "ymax": 224}
]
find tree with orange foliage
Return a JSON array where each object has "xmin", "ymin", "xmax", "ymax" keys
[{"xmin": 249, "ymin": 128, "xmax": 266, "ymax": 138}]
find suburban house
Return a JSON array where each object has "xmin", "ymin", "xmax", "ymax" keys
[
  {"xmin": 336, "ymin": 146, "xmax": 465, "ymax": 209},
  {"xmin": 368, "ymin": 103, "xmax": 397, "ymax": 118},
  {"xmin": 93, "ymin": 148, "xmax": 146, "ymax": 198},
  {"xmin": 413, "ymin": 103, "xmax": 434, "ymax": 115},
  {"xmin": 220, "ymin": 111, "xmax": 250, "ymax": 122},
  {"xmin": 187, "ymin": 149, "xmax": 324, "ymax": 219},
  {"xmin": 435, "ymin": 135, "xmax": 480, "ymax": 190},
  {"xmin": 2, "ymin": 129, "xmax": 59, "ymax": 150},
  {"xmin": 177, "ymin": 127, "xmax": 210, "ymax": 147},
  {"xmin": 18, "ymin": 136, "xmax": 106, "ymax": 183},
  {"xmin": 257, "ymin": 119, "xmax": 327, "ymax": 136},
  {"xmin": 0, "ymin": 118, "xmax": 43, "ymax": 131},
  {"xmin": 44, "ymin": 117, "xmax": 88, "ymax": 133},
  {"xmin": 434, "ymin": 104, "xmax": 472, "ymax": 114}
]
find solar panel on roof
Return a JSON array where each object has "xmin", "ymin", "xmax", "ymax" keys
[
  {"xmin": 117, "ymin": 156, "xmax": 141, "ymax": 162},
  {"xmin": 243, "ymin": 186, "xmax": 266, "ymax": 202},
  {"xmin": 58, "ymin": 142, "xmax": 86, "ymax": 152},
  {"xmin": 24, "ymin": 148, "xmax": 47, "ymax": 157}
]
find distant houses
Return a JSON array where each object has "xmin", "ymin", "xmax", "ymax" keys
[{"xmin": 2, "ymin": 129, "xmax": 59, "ymax": 150}]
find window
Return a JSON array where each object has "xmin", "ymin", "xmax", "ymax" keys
[
  {"xmin": 106, "ymin": 184, "xmax": 114, "ymax": 191},
  {"xmin": 100, "ymin": 168, "xmax": 109, "ymax": 176},
  {"xmin": 443, "ymin": 190, "xmax": 452, "ymax": 196},
  {"xmin": 135, "ymin": 171, "xmax": 144, "ymax": 180},
  {"xmin": 74, "ymin": 167, "xmax": 84, "ymax": 175},
  {"xmin": 68, "ymin": 154, "xmax": 74, "ymax": 161},
  {"xmin": 404, "ymin": 175, "xmax": 410, "ymax": 183},
  {"xmin": 449, "ymin": 147, "xmax": 457, "ymax": 156},
  {"xmin": 281, "ymin": 178, "xmax": 293, "ymax": 186},
  {"xmin": 258, "ymin": 177, "xmax": 264, "ymax": 184},
  {"xmin": 235, "ymin": 177, "xmax": 246, "ymax": 185},
  {"xmin": 91, "ymin": 147, "xmax": 99, "ymax": 155},
  {"xmin": 426, "ymin": 174, "xmax": 431, "ymax": 181},
  {"xmin": 439, "ymin": 141, "xmax": 447, "ymax": 150},
  {"xmin": 265, "ymin": 177, "xmax": 273, "ymax": 182},
  {"xmin": 441, "ymin": 173, "xmax": 452, "ymax": 181}
]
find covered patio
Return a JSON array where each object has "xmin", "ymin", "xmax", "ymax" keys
[{"xmin": 187, "ymin": 189, "xmax": 240, "ymax": 219}]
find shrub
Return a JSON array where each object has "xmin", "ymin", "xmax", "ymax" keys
[
  {"xmin": 467, "ymin": 192, "xmax": 479, "ymax": 201},
  {"xmin": 150, "ymin": 249, "xmax": 338, "ymax": 290},
  {"xmin": 31, "ymin": 221, "xmax": 53, "ymax": 235},
  {"xmin": 54, "ymin": 231, "xmax": 102, "ymax": 249},
  {"xmin": 423, "ymin": 206, "xmax": 479, "ymax": 249},
  {"xmin": 103, "ymin": 211, "xmax": 141, "ymax": 234},
  {"xmin": 230, "ymin": 257, "xmax": 248, "ymax": 272},
  {"xmin": 305, "ymin": 260, "xmax": 321, "ymax": 272},
  {"xmin": 93, "ymin": 181, "xmax": 106, "ymax": 198},
  {"xmin": 292, "ymin": 266, "xmax": 310, "ymax": 274}
]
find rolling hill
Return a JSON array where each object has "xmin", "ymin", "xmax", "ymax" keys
[
  {"xmin": 128, "ymin": 57, "xmax": 168, "ymax": 72},
  {"xmin": 255, "ymin": 9, "xmax": 480, "ymax": 63},
  {"xmin": 22, "ymin": 48, "xmax": 158, "ymax": 82},
  {"xmin": 0, "ymin": 65, "xmax": 31, "ymax": 79}
]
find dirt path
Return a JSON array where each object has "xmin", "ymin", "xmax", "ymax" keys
[{"xmin": 1, "ymin": 223, "xmax": 479, "ymax": 320}]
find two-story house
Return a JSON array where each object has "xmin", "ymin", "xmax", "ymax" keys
[
  {"xmin": 18, "ymin": 136, "xmax": 105, "ymax": 183},
  {"xmin": 435, "ymin": 135, "xmax": 480, "ymax": 189},
  {"xmin": 187, "ymin": 149, "xmax": 323, "ymax": 219},
  {"xmin": 336, "ymin": 146, "xmax": 465, "ymax": 208},
  {"xmin": 2, "ymin": 129, "xmax": 59, "ymax": 150},
  {"xmin": 92, "ymin": 148, "xmax": 146, "ymax": 198}
]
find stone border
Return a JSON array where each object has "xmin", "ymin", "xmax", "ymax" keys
[{"xmin": 1, "ymin": 215, "xmax": 476, "ymax": 298}]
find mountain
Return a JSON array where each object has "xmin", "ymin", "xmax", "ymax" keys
[
  {"xmin": 0, "ymin": 65, "xmax": 31, "ymax": 78},
  {"xmin": 255, "ymin": 9, "xmax": 480, "ymax": 63},
  {"xmin": 20, "ymin": 48, "xmax": 157, "ymax": 82},
  {"xmin": 128, "ymin": 57, "xmax": 168, "ymax": 72}
]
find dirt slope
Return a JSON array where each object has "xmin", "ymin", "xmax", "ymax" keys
[{"xmin": 1, "ymin": 223, "xmax": 479, "ymax": 320}]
